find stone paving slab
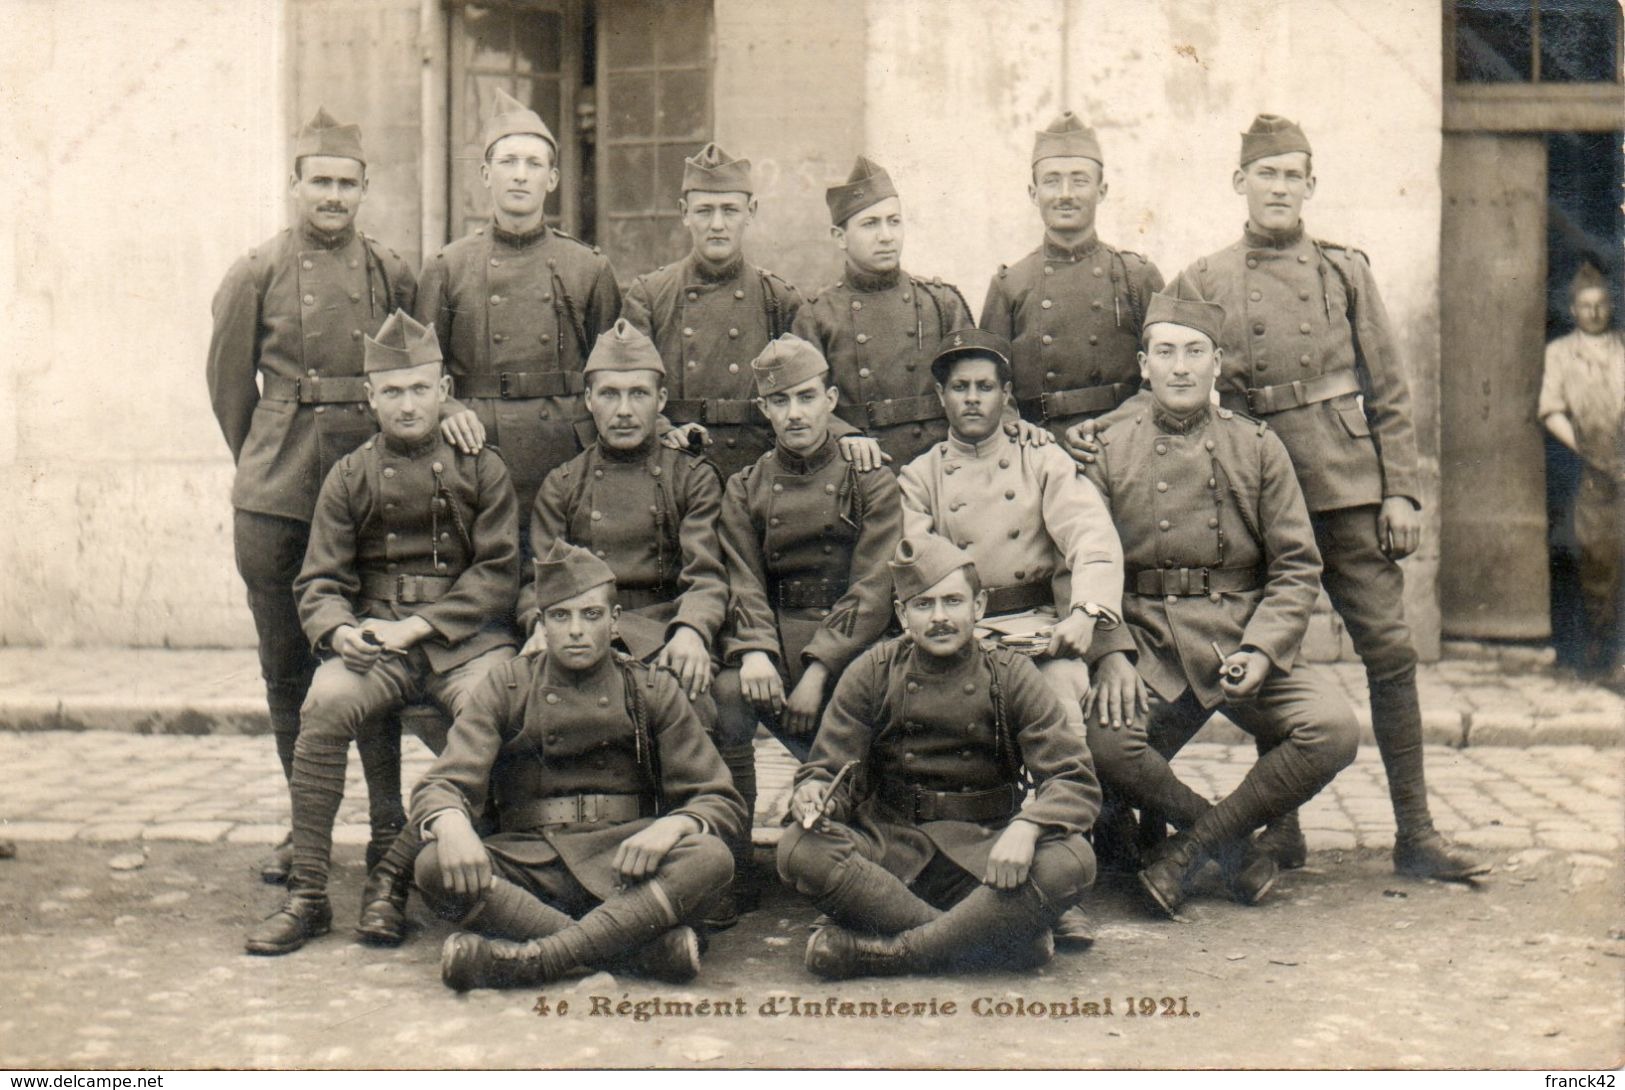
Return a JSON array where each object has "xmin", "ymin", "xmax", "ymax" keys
[
  {"xmin": 2, "ymin": 731, "xmax": 1620, "ymax": 861},
  {"xmin": 1, "ymin": 647, "xmax": 1617, "ymax": 746}
]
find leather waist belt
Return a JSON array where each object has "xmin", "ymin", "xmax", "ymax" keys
[
  {"xmin": 614, "ymin": 585, "xmax": 673, "ymax": 611},
  {"xmin": 1129, "ymin": 566, "xmax": 1262, "ymax": 597},
  {"xmin": 1244, "ymin": 368, "xmax": 1361, "ymax": 415},
  {"xmin": 503, "ymin": 793, "xmax": 647, "ymax": 830},
  {"xmin": 878, "ymin": 780, "xmax": 1024, "ymax": 823},
  {"xmin": 359, "ymin": 571, "xmax": 456, "ymax": 605},
  {"xmin": 261, "ymin": 373, "xmax": 370, "ymax": 404},
  {"xmin": 664, "ymin": 397, "xmax": 758, "ymax": 426},
  {"xmin": 857, "ymin": 395, "xmax": 946, "ymax": 429},
  {"xmin": 456, "ymin": 370, "xmax": 584, "ymax": 399},
  {"xmin": 983, "ymin": 582, "xmax": 1052, "ymax": 615},
  {"xmin": 1018, "ymin": 382, "xmax": 1134, "ymax": 422},
  {"xmin": 772, "ymin": 577, "xmax": 845, "ymax": 611}
]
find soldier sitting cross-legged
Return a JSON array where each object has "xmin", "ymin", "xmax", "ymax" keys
[
  {"xmin": 415, "ymin": 542, "xmax": 746, "ymax": 991},
  {"xmin": 776, "ymin": 535, "xmax": 1100, "ymax": 980}
]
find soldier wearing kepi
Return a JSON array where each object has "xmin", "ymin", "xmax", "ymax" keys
[
  {"xmin": 208, "ymin": 108, "xmax": 419, "ymax": 885},
  {"xmin": 415, "ymin": 542, "xmax": 746, "ymax": 991},
  {"xmin": 791, "ymin": 158, "xmax": 980, "ymax": 467},
  {"xmin": 1082, "ymin": 293, "xmax": 1359, "ymax": 918},
  {"xmin": 416, "ymin": 88, "xmax": 621, "ymax": 541},
  {"xmin": 620, "ymin": 143, "xmax": 804, "ymax": 480},
  {"xmin": 518, "ymin": 320, "xmax": 727, "ymax": 715},
  {"xmin": 245, "ymin": 310, "xmax": 521, "ymax": 955},
  {"xmin": 776, "ymin": 536, "xmax": 1100, "ymax": 980},
  {"xmin": 1068, "ymin": 115, "xmax": 1484, "ymax": 881},
  {"xmin": 980, "ymin": 112, "xmax": 1165, "ymax": 440},
  {"xmin": 713, "ymin": 333, "xmax": 904, "ymax": 899}
]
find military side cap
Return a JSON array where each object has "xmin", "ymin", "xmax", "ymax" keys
[
  {"xmin": 826, "ymin": 156, "xmax": 899, "ymax": 226},
  {"xmin": 682, "ymin": 142, "xmax": 752, "ymax": 195},
  {"xmin": 1143, "ymin": 292, "xmax": 1225, "ymax": 347},
  {"xmin": 481, "ymin": 87, "xmax": 558, "ymax": 159},
  {"xmin": 1570, "ymin": 261, "xmax": 1610, "ymax": 297},
  {"xmin": 1032, "ymin": 111, "xmax": 1102, "ymax": 166},
  {"xmin": 930, "ymin": 327, "xmax": 1013, "ymax": 384},
  {"xmin": 533, "ymin": 541, "xmax": 616, "ymax": 612},
  {"xmin": 584, "ymin": 318, "xmax": 665, "ymax": 377},
  {"xmin": 751, "ymin": 333, "xmax": 829, "ymax": 395},
  {"xmin": 364, "ymin": 310, "xmax": 442, "ymax": 373},
  {"xmin": 294, "ymin": 107, "xmax": 365, "ymax": 166},
  {"xmin": 889, "ymin": 535, "xmax": 977, "ymax": 604},
  {"xmin": 1240, "ymin": 114, "xmax": 1311, "ymax": 166}
]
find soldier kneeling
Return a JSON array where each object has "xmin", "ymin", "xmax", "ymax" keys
[
  {"xmin": 776, "ymin": 536, "xmax": 1100, "ymax": 980},
  {"xmin": 411, "ymin": 542, "xmax": 747, "ymax": 991}
]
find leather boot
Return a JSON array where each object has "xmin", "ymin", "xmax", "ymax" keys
[
  {"xmin": 440, "ymin": 932, "xmax": 555, "ymax": 992},
  {"xmin": 1214, "ymin": 837, "xmax": 1279, "ymax": 905},
  {"xmin": 1254, "ymin": 811, "xmax": 1309, "ymax": 870},
  {"xmin": 355, "ymin": 862, "xmax": 411, "ymax": 946},
  {"xmin": 613, "ymin": 926, "xmax": 703, "ymax": 984},
  {"xmin": 706, "ymin": 744, "xmax": 759, "ymax": 931},
  {"xmin": 1136, "ymin": 832, "xmax": 1207, "ymax": 918},
  {"xmin": 258, "ymin": 832, "xmax": 293, "ymax": 885},
  {"xmin": 245, "ymin": 893, "xmax": 332, "ymax": 955},
  {"xmin": 1052, "ymin": 904, "xmax": 1096, "ymax": 950},
  {"xmin": 804, "ymin": 925, "xmax": 913, "ymax": 980},
  {"xmin": 1090, "ymin": 791, "xmax": 1142, "ymax": 874},
  {"xmin": 1394, "ymin": 829, "xmax": 1490, "ymax": 881}
]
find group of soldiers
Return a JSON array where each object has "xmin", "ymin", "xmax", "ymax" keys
[{"xmin": 209, "ymin": 93, "xmax": 1493, "ymax": 990}]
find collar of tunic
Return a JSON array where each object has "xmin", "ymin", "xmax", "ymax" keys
[
  {"xmin": 492, "ymin": 221, "xmax": 551, "ymax": 249},
  {"xmin": 1151, "ymin": 404, "xmax": 1212, "ymax": 435},
  {"xmin": 299, "ymin": 221, "xmax": 356, "ymax": 250},
  {"xmin": 540, "ymin": 651, "xmax": 618, "ymax": 689},
  {"xmin": 773, "ymin": 433, "xmax": 838, "ymax": 473},
  {"xmin": 844, "ymin": 264, "xmax": 903, "ymax": 294},
  {"xmin": 1041, "ymin": 230, "xmax": 1102, "ymax": 262},
  {"xmin": 945, "ymin": 429, "xmax": 1010, "ymax": 459},
  {"xmin": 687, "ymin": 252, "xmax": 745, "ymax": 285},
  {"xmin": 594, "ymin": 436, "xmax": 659, "ymax": 465},
  {"xmin": 904, "ymin": 638, "xmax": 979, "ymax": 676},
  {"xmin": 381, "ymin": 431, "xmax": 442, "ymax": 459},
  {"xmin": 1242, "ymin": 221, "xmax": 1307, "ymax": 250}
]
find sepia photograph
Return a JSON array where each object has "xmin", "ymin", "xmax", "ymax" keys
[{"xmin": 1, "ymin": 0, "xmax": 1621, "ymax": 1076}]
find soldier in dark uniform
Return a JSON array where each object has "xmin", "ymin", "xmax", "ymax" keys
[
  {"xmin": 713, "ymin": 333, "xmax": 904, "ymax": 900},
  {"xmin": 791, "ymin": 158, "xmax": 982, "ymax": 468},
  {"xmin": 1082, "ymin": 293, "xmax": 1360, "ymax": 917},
  {"xmin": 415, "ymin": 88, "xmax": 621, "ymax": 544},
  {"xmin": 517, "ymin": 320, "xmax": 727, "ymax": 711},
  {"xmin": 207, "ymin": 109, "xmax": 419, "ymax": 884},
  {"xmin": 776, "ymin": 536, "xmax": 1100, "ymax": 980},
  {"xmin": 980, "ymin": 112, "xmax": 1164, "ymax": 441},
  {"xmin": 415, "ymin": 542, "xmax": 746, "ymax": 991},
  {"xmin": 244, "ymin": 310, "xmax": 521, "ymax": 955}
]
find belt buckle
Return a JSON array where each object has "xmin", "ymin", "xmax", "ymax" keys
[
  {"xmin": 1037, "ymin": 391, "xmax": 1055, "ymax": 422},
  {"xmin": 1290, "ymin": 379, "xmax": 1306, "ymax": 406},
  {"xmin": 499, "ymin": 372, "xmax": 514, "ymax": 399},
  {"xmin": 695, "ymin": 400, "xmax": 711, "ymax": 425},
  {"xmin": 574, "ymin": 796, "xmax": 591, "ymax": 823},
  {"xmin": 394, "ymin": 574, "xmax": 409, "ymax": 603},
  {"xmin": 1246, "ymin": 387, "xmax": 1264, "ymax": 414}
]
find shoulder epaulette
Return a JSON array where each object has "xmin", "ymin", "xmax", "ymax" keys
[
  {"xmin": 474, "ymin": 226, "xmax": 486, "ymax": 236},
  {"xmin": 550, "ymin": 227, "xmax": 602, "ymax": 256},
  {"xmin": 1315, "ymin": 239, "xmax": 1370, "ymax": 265},
  {"xmin": 1197, "ymin": 256, "xmax": 1210, "ymax": 272},
  {"xmin": 1116, "ymin": 247, "xmax": 1150, "ymax": 265},
  {"xmin": 996, "ymin": 263, "xmax": 1009, "ymax": 279}
]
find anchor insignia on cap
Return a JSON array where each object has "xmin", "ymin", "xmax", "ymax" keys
[{"xmin": 953, "ymin": 334, "xmax": 964, "ymax": 347}]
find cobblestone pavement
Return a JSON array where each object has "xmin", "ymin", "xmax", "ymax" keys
[
  {"xmin": 1, "ymin": 646, "xmax": 1619, "ymax": 746},
  {"xmin": 2, "ymin": 731, "xmax": 1621, "ymax": 861}
]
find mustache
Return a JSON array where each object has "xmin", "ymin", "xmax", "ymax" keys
[
  {"xmin": 925, "ymin": 622, "xmax": 958, "ymax": 638},
  {"xmin": 317, "ymin": 203, "xmax": 348, "ymax": 213}
]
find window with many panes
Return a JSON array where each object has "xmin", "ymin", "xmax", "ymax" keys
[{"xmin": 1444, "ymin": 1, "xmax": 1623, "ymax": 130}]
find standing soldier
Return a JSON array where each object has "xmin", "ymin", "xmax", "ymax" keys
[
  {"xmin": 244, "ymin": 310, "xmax": 521, "ymax": 955},
  {"xmin": 1540, "ymin": 262, "xmax": 1624, "ymax": 684},
  {"xmin": 415, "ymin": 88, "xmax": 621, "ymax": 545},
  {"xmin": 791, "ymin": 157, "xmax": 980, "ymax": 467},
  {"xmin": 1071, "ymin": 116, "xmax": 1483, "ymax": 881},
  {"xmin": 713, "ymin": 333, "xmax": 904, "ymax": 903},
  {"xmin": 980, "ymin": 112, "xmax": 1164, "ymax": 440},
  {"xmin": 1082, "ymin": 293, "xmax": 1360, "ymax": 917},
  {"xmin": 417, "ymin": 543, "xmax": 746, "ymax": 991},
  {"xmin": 207, "ymin": 108, "xmax": 418, "ymax": 885},
  {"xmin": 518, "ymin": 320, "xmax": 727, "ymax": 711},
  {"xmin": 776, "ymin": 536, "xmax": 1100, "ymax": 980}
]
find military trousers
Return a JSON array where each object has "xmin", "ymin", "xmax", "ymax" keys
[
  {"xmin": 1087, "ymin": 669, "xmax": 1359, "ymax": 843},
  {"xmin": 287, "ymin": 645, "xmax": 515, "ymax": 896},
  {"xmin": 711, "ymin": 668, "xmax": 816, "ymax": 761},
  {"xmin": 232, "ymin": 510, "xmax": 318, "ymax": 777},
  {"xmin": 1575, "ymin": 468, "xmax": 1624, "ymax": 667}
]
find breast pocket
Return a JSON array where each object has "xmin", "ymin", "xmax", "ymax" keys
[{"xmin": 1333, "ymin": 394, "xmax": 1372, "ymax": 439}]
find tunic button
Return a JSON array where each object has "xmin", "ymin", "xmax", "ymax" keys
[
  {"xmin": 440, "ymin": 532, "xmax": 450, "ymax": 541},
  {"xmin": 386, "ymin": 532, "xmax": 397, "ymax": 541},
  {"xmin": 728, "ymin": 328, "xmax": 740, "ymax": 338},
  {"xmin": 1008, "ymin": 529, "xmax": 1020, "ymax": 539},
  {"xmin": 1299, "ymin": 290, "xmax": 1311, "ymax": 301},
  {"xmin": 308, "ymin": 368, "xmax": 319, "ymax": 377},
  {"xmin": 1092, "ymin": 267, "xmax": 1103, "ymax": 277},
  {"xmin": 383, "ymin": 467, "xmax": 396, "ymax": 478},
  {"xmin": 436, "ymin": 562, "xmax": 448, "ymax": 572},
  {"xmin": 728, "ymin": 363, "xmax": 739, "ymax": 373},
  {"xmin": 1204, "ymin": 440, "xmax": 1215, "ymax": 451},
  {"xmin": 1088, "ymin": 335, "xmax": 1098, "ymax": 345},
  {"xmin": 538, "ymin": 408, "xmax": 550, "ymax": 419},
  {"xmin": 906, "ymin": 682, "xmax": 919, "ymax": 693},
  {"xmin": 432, "ymin": 461, "xmax": 443, "ymax": 472},
  {"xmin": 1155, "ymin": 444, "xmax": 1167, "ymax": 455},
  {"xmin": 772, "ymin": 483, "xmax": 783, "ymax": 493},
  {"xmin": 302, "ymin": 294, "xmax": 315, "ymax": 305},
  {"xmin": 352, "ymin": 330, "xmax": 362, "ymax": 340},
  {"xmin": 1041, "ymin": 334, "xmax": 1054, "ymax": 346},
  {"xmin": 1249, "ymin": 290, "xmax": 1262, "ymax": 302},
  {"xmin": 824, "ymin": 483, "xmax": 836, "ymax": 494},
  {"xmin": 598, "ymin": 696, "xmax": 610, "ymax": 707},
  {"xmin": 1246, "ymin": 258, "xmax": 1258, "ymax": 269},
  {"xmin": 1044, "ymin": 266, "xmax": 1053, "ymax": 275},
  {"xmin": 349, "ymin": 292, "xmax": 361, "ymax": 303},
  {"xmin": 1257, "ymin": 361, "xmax": 1269, "ymax": 371},
  {"xmin": 686, "ymin": 292, "xmax": 697, "ymax": 301},
  {"xmin": 1300, "ymin": 322, "xmax": 1312, "ymax": 334},
  {"xmin": 542, "ymin": 293, "xmax": 553, "ymax": 303},
  {"xmin": 1210, "ymin": 592, "xmax": 1222, "ymax": 603},
  {"xmin": 1208, "ymin": 478, "xmax": 1217, "ymax": 488},
  {"xmin": 1046, "ymin": 370, "xmax": 1057, "ymax": 381},
  {"xmin": 490, "ymin": 294, "xmax": 502, "ymax": 305},
  {"xmin": 1091, "ymin": 300, "xmax": 1102, "ymax": 311},
  {"xmin": 650, "ymin": 466, "xmax": 662, "ymax": 477},
  {"xmin": 1298, "ymin": 254, "xmax": 1309, "ymax": 264},
  {"xmin": 1158, "ymin": 520, "xmax": 1170, "ymax": 531},
  {"xmin": 960, "ymin": 750, "xmax": 972, "ymax": 760},
  {"xmin": 683, "ymin": 327, "xmax": 694, "ymax": 337},
  {"xmin": 902, "ymin": 293, "xmax": 911, "ymax": 302},
  {"xmin": 493, "ymin": 333, "xmax": 505, "ymax": 343},
  {"xmin": 594, "ymin": 469, "xmax": 603, "ymax": 478},
  {"xmin": 734, "ymin": 290, "xmax": 745, "ymax": 300},
  {"xmin": 856, "ymin": 333, "xmax": 869, "ymax": 344},
  {"xmin": 858, "ymin": 367, "xmax": 871, "ymax": 378},
  {"xmin": 546, "ymin": 734, "xmax": 558, "ymax": 745},
  {"xmin": 905, "ymin": 362, "xmax": 916, "ymax": 371},
  {"xmin": 998, "ymin": 458, "xmax": 1009, "ymax": 469},
  {"xmin": 1041, "ymin": 299, "xmax": 1053, "ymax": 310},
  {"xmin": 851, "ymin": 300, "xmax": 862, "ymax": 311},
  {"xmin": 595, "ymin": 549, "xmax": 607, "ymax": 557},
  {"xmin": 591, "ymin": 510, "xmax": 603, "ymax": 521},
  {"xmin": 822, "ymin": 544, "xmax": 832, "ymax": 554},
  {"xmin": 687, "ymin": 360, "xmax": 698, "ymax": 369},
  {"xmin": 771, "ymin": 552, "xmax": 782, "ymax": 561},
  {"xmin": 1208, "ymin": 517, "xmax": 1219, "ymax": 528},
  {"xmin": 963, "ymin": 683, "xmax": 976, "ymax": 694},
  {"xmin": 1157, "ymin": 481, "xmax": 1168, "ymax": 492},
  {"xmin": 1166, "ymin": 594, "xmax": 1178, "ymax": 605},
  {"xmin": 540, "ymin": 334, "xmax": 551, "ymax": 344},
  {"xmin": 545, "ymin": 693, "xmax": 560, "ymax": 704},
  {"xmin": 490, "ymin": 258, "xmax": 500, "ymax": 267},
  {"xmin": 769, "ymin": 517, "xmax": 780, "ymax": 527},
  {"xmin": 301, "ymin": 259, "xmax": 314, "ymax": 270},
  {"xmin": 314, "ymin": 406, "xmax": 326, "ymax": 414},
  {"xmin": 1252, "ymin": 322, "xmax": 1265, "ymax": 335},
  {"xmin": 348, "ymin": 260, "xmax": 358, "ymax": 269},
  {"xmin": 1300, "ymin": 354, "xmax": 1313, "ymax": 366},
  {"xmin": 1004, "ymin": 490, "xmax": 1015, "ymax": 500},
  {"xmin": 1014, "ymin": 570, "xmax": 1025, "ymax": 580}
]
